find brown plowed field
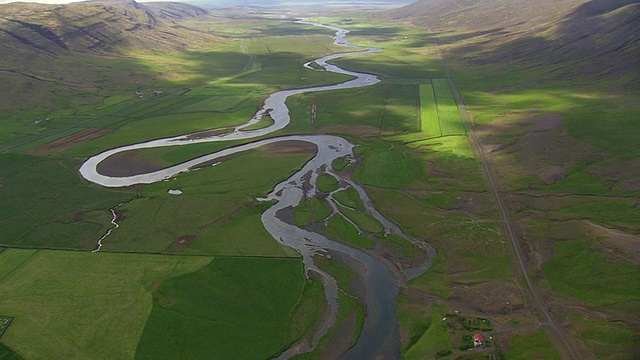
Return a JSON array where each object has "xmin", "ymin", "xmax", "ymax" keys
[{"xmin": 28, "ymin": 128, "xmax": 112, "ymax": 155}]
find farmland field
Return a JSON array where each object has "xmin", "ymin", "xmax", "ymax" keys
[
  {"xmin": 419, "ymin": 83, "xmax": 441, "ymax": 137},
  {"xmin": 432, "ymin": 79, "xmax": 465, "ymax": 136},
  {"xmin": 0, "ymin": 249, "xmax": 211, "ymax": 359},
  {"xmin": 135, "ymin": 257, "xmax": 309, "ymax": 359}
]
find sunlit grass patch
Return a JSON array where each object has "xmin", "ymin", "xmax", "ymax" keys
[
  {"xmin": 433, "ymin": 79, "xmax": 465, "ymax": 136},
  {"xmin": 419, "ymin": 83, "xmax": 441, "ymax": 137}
]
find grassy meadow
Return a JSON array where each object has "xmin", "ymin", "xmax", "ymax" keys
[
  {"xmin": 135, "ymin": 257, "xmax": 311, "ymax": 359},
  {"xmin": 0, "ymin": 249, "xmax": 211, "ymax": 359}
]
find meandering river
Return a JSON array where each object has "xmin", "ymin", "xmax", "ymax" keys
[{"xmin": 80, "ymin": 21, "xmax": 434, "ymax": 359}]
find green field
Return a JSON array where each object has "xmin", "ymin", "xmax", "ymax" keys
[
  {"xmin": 135, "ymin": 257, "xmax": 310, "ymax": 359},
  {"xmin": 542, "ymin": 240, "xmax": 640, "ymax": 306},
  {"xmin": 504, "ymin": 330, "xmax": 561, "ymax": 360},
  {"xmin": 432, "ymin": 79, "xmax": 466, "ymax": 136},
  {"xmin": 419, "ymin": 83, "xmax": 441, "ymax": 137},
  {"xmin": 0, "ymin": 249, "xmax": 211, "ymax": 360}
]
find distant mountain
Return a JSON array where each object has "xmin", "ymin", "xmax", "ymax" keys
[
  {"xmin": 191, "ymin": 0, "xmax": 411, "ymax": 6},
  {"xmin": 385, "ymin": 0, "xmax": 588, "ymax": 31},
  {"xmin": 385, "ymin": 0, "xmax": 640, "ymax": 87}
]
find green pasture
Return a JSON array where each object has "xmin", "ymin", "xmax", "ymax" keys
[
  {"xmin": 0, "ymin": 153, "xmax": 135, "ymax": 250},
  {"xmin": 396, "ymin": 289, "xmax": 432, "ymax": 353},
  {"xmin": 355, "ymin": 143, "xmax": 424, "ymax": 189},
  {"xmin": 339, "ymin": 206, "xmax": 384, "ymax": 234},
  {"xmin": 402, "ymin": 303, "xmax": 453, "ymax": 359},
  {"xmin": 419, "ymin": 83, "xmax": 441, "ymax": 137},
  {"xmin": 99, "ymin": 141, "xmax": 240, "ymax": 171},
  {"xmin": 432, "ymin": 79, "xmax": 465, "ymax": 136},
  {"xmin": 0, "ymin": 45, "xmax": 250, "ymax": 152},
  {"xmin": 69, "ymin": 106, "xmax": 259, "ymax": 156},
  {"xmin": 333, "ymin": 39, "xmax": 444, "ymax": 80},
  {"xmin": 241, "ymin": 114, "xmax": 275, "ymax": 131},
  {"xmin": 452, "ymin": 65, "xmax": 640, "ymax": 158},
  {"xmin": 559, "ymin": 198, "xmax": 640, "ymax": 230},
  {"xmin": 504, "ymin": 330, "xmax": 561, "ymax": 360},
  {"xmin": 409, "ymin": 253, "xmax": 453, "ymax": 298},
  {"xmin": 0, "ymin": 343, "xmax": 23, "ymax": 360},
  {"xmin": 135, "ymin": 257, "xmax": 310, "ymax": 360},
  {"xmin": 283, "ymin": 278, "xmax": 327, "ymax": 348},
  {"xmin": 0, "ymin": 249, "xmax": 211, "ymax": 360},
  {"xmin": 331, "ymin": 157, "xmax": 351, "ymax": 171},
  {"xmin": 293, "ymin": 291, "xmax": 363, "ymax": 360},
  {"xmin": 542, "ymin": 240, "xmax": 640, "ymax": 306},
  {"xmin": 569, "ymin": 312, "xmax": 640, "ymax": 359}
]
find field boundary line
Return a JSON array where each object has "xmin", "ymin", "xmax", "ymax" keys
[{"xmin": 0, "ymin": 249, "xmax": 39, "ymax": 284}]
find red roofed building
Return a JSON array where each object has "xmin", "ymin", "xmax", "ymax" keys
[{"xmin": 474, "ymin": 333, "xmax": 484, "ymax": 347}]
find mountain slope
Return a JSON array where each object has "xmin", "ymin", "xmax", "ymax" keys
[
  {"xmin": 0, "ymin": 0, "xmax": 225, "ymax": 117},
  {"xmin": 386, "ymin": 0, "xmax": 640, "ymax": 87}
]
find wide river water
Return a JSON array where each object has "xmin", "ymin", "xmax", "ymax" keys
[{"xmin": 80, "ymin": 21, "xmax": 434, "ymax": 359}]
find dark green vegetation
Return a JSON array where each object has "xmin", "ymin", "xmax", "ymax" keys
[
  {"xmin": 0, "ymin": 343, "xmax": 23, "ymax": 360},
  {"xmin": 1, "ymin": 0, "xmax": 638, "ymax": 359},
  {"xmin": 136, "ymin": 257, "xmax": 310, "ymax": 359}
]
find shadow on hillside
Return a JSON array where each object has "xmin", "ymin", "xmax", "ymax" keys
[
  {"xmin": 451, "ymin": 0, "xmax": 640, "ymax": 89},
  {"xmin": 407, "ymin": 28, "xmax": 509, "ymax": 48},
  {"xmin": 250, "ymin": 23, "xmax": 336, "ymax": 37}
]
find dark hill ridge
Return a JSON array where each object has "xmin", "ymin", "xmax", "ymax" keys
[
  {"xmin": 385, "ymin": 0, "xmax": 587, "ymax": 31},
  {"xmin": 386, "ymin": 0, "xmax": 640, "ymax": 87},
  {"xmin": 0, "ymin": 0, "xmax": 213, "ymax": 55}
]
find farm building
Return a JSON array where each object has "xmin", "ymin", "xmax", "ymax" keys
[{"xmin": 474, "ymin": 333, "xmax": 484, "ymax": 347}]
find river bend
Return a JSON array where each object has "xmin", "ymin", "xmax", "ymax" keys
[{"xmin": 79, "ymin": 21, "xmax": 434, "ymax": 359}]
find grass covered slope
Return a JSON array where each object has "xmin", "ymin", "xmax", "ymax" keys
[{"xmin": 387, "ymin": 0, "xmax": 640, "ymax": 89}]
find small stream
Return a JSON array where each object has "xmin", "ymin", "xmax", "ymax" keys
[{"xmin": 80, "ymin": 21, "xmax": 434, "ymax": 359}]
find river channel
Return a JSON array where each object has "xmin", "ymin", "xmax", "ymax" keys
[{"xmin": 79, "ymin": 21, "xmax": 434, "ymax": 359}]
